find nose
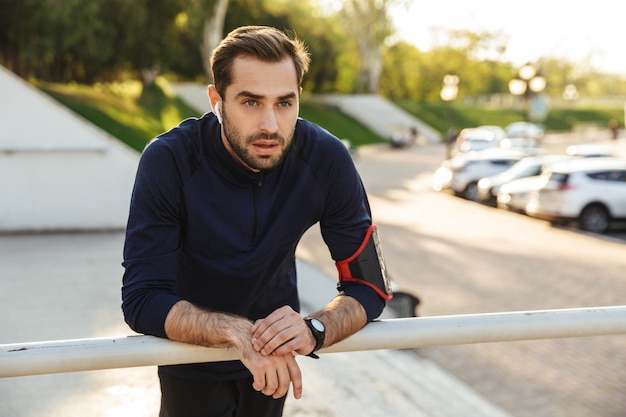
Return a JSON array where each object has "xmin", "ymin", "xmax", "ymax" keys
[{"xmin": 259, "ymin": 107, "xmax": 279, "ymax": 135}]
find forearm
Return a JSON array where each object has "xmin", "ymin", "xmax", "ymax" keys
[
  {"xmin": 164, "ymin": 300, "xmax": 252, "ymax": 350},
  {"xmin": 312, "ymin": 294, "xmax": 367, "ymax": 348}
]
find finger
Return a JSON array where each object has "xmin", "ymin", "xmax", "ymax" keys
[
  {"xmin": 267, "ymin": 317, "xmax": 313, "ymax": 356},
  {"xmin": 287, "ymin": 356, "xmax": 303, "ymax": 399},
  {"xmin": 272, "ymin": 362, "xmax": 291, "ymax": 399},
  {"xmin": 253, "ymin": 306, "xmax": 297, "ymax": 335},
  {"xmin": 253, "ymin": 311, "xmax": 302, "ymax": 354},
  {"xmin": 250, "ymin": 318, "xmax": 263, "ymax": 333},
  {"xmin": 269, "ymin": 331, "xmax": 307, "ymax": 357},
  {"xmin": 250, "ymin": 309, "xmax": 289, "ymax": 343},
  {"xmin": 262, "ymin": 368, "xmax": 279, "ymax": 397},
  {"xmin": 258, "ymin": 326, "xmax": 298, "ymax": 356},
  {"xmin": 252, "ymin": 370, "xmax": 266, "ymax": 393}
]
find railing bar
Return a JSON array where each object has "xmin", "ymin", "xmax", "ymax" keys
[{"xmin": 1, "ymin": 306, "xmax": 625, "ymax": 378}]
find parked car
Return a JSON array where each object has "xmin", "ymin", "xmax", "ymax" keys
[
  {"xmin": 497, "ymin": 175, "xmax": 547, "ymax": 213},
  {"xmin": 432, "ymin": 149, "xmax": 528, "ymax": 201},
  {"xmin": 505, "ymin": 121, "xmax": 545, "ymax": 141},
  {"xmin": 477, "ymin": 155, "xmax": 572, "ymax": 206},
  {"xmin": 477, "ymin": 125, "xmax": 507, "ymax": 141},
  {"xmin": 454, "ymin": 126, "xmax": 505, "ymax": 153},
  {"xmin": 525, "ymin": 158, "xmax": 626, "ymax": 233}
]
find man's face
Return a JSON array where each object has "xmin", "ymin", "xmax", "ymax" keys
[{"xmin": 219, "ymin": 56, "xmax": 300, "ymax": 172}]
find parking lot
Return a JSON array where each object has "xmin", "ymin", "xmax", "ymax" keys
[{"xmin": 298, "ymin": 135, "xmax": 626, "ymax": 417}]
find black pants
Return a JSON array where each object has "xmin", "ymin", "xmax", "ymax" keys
[{"xmin": 158, "ymin": 369, "xmax": 287, "ymax": 417}]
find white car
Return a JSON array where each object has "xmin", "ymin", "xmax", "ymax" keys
[
  {"xmin": 505, "ymin": 121, "xmax": 545, "ymax": 141},
  {"xmin": 477, "ymin": 155, "xmax": 571, "ymax": 206},
  {"xmin": 454, "ymin": 126, "xmax": 505, "ymax": 153},
  {"xmin": 433, "ymin": 149, "xmax": 528, "ymax": 201},
  {"xmin": 525, "ymin": 158, "xmax": 626, "ymax": 233},
  {"xmin": 497, "ymin": 175, "xmax": 547, "ymax": 213}
]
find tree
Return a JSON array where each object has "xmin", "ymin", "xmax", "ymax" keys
[
  {"xmin": 338, "ymin": 0, "xmax": 409, "ymax": 93},
  {"xmin": 199, "ymin": 0, "xmax": 230, "ymax": 83},
  {"xmin": 0, "ymin": 0, "xmax": 42, "ymax": 77},
  {"xmin": 379, "ymin": 41, "xmax": 422, "ymax": 100},
  {"xmin": 380, "ymin": 27, "xmax": 514, "ymax": 101},
  {"xmin": 0, "ymin": 0, "xmax": 184, "ymax": 83}
]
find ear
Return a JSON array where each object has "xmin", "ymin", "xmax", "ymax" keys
[{"xmin": 207, "ymin": 85, "xmax": 222, "ymax": 124}]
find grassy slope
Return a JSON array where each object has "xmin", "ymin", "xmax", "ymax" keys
[
  {"xmin": 298, "ymin": 99, "xmax": 383, "ymax": 145},
  {"xmin": 36, "ymin": 80, "xmax": 200, "ymax": 152}
]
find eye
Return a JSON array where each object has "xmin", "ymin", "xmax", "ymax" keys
[
  {"xmin": 277, "ymin": 101, "xmax": 293, "ymax": 108},
  {"xmin": 244, "ymin": 99, "xmax": 258, "ymax": 107}
]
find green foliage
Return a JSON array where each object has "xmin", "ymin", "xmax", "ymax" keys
[
  {"xmin": 1, "ymin": 0, "xmax": 192, "ymax": 83},
  {"xmin": 547, "ymin": 106, "xmax": 625, "ymax": 131},
  {"xmin": 379, "ymin": 42, "xmax": 422, "ymax": 100}
]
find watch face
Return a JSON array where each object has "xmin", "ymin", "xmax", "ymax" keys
[{"xmin": 310, "ymin": 318, "xmax": 325, "ymax": 332}]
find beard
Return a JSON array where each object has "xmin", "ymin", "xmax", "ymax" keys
[{"xmin": 222, "ymin": 112, "xmax": 294, "ymax": 171}]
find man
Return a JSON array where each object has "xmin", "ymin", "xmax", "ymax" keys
[{"xmin": 122, "ymin": 26, "xmax": 391, "ymax": 417}]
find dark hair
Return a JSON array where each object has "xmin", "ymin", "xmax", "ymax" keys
[{"xmin": 210, "ymin": 26, "xmax": 310, "ymax": 97}]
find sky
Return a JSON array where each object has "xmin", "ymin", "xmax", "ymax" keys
[{"xmin": 390, "ymin": 0, "xmax": 626, "ymax": 76}]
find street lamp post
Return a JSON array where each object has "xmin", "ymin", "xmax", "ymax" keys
[
  {"xmin": 441, "ymin": 74, "xmax": 459, "ymax": 126},
  {"xmin": 441, "ymin": 74, "xmax": 459, "ymax": 158},
  {"xmin": 509, "ymin": 63, "xmax": 548, "ymax": 123}
]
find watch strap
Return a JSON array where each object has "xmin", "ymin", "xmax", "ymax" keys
[{"xmin": 304, "ymin": 318, "xmax": 325, "ymax": 359}]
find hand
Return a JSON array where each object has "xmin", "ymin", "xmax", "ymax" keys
[
  {"xmin": 237, "ymin": 340, "xmax": 303, "ymax": 399},
  {"xmin": 250, "ymin": 306, "xmax": 316, "ymax": 357}
]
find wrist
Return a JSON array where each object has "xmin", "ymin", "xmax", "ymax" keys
[{"xmin": 226, "ymin": 319, "xmax": 254, "ymax": 352}]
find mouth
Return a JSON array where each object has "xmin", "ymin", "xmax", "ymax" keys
[{"xmin": 251, "ymin": 140, "xmax": 280, "ymax": 155}]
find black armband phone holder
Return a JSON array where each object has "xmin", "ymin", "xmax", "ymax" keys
[{"xmin": 335, "ymin": 225, "xmax": 393, "ymax": 300}]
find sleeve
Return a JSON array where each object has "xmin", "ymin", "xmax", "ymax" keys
[
  {"xmin": 121, "ymin": 139, "xmax": 185, "ymax": 338},
  {"xmin": 316, "ymin": 135, "xmax": 386, "ymax": 322}
]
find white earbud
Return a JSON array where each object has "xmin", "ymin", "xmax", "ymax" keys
[{"xmin": 214, "ymin": 101, "xmax": 222, "ymax": 124}]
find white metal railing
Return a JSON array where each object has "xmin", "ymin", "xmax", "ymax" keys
[{"xmin": 1, "ymin": 306, "xmax": 625, "ymax": 378}]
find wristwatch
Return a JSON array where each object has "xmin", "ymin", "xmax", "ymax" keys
[{"xmin": 304, "ymin": 318, "xmax": 326, "ymax": 359}]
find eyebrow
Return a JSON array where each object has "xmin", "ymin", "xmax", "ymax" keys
[{"xmin": 235, "ymin": 90, "xmax": 298, "ymax": 101}]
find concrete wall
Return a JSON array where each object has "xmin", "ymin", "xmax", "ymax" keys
[{"xmin": 0, "ymin": 66, "xmax": 139, "ymax": 232}]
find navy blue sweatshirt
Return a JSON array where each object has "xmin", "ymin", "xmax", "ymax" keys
[{"xmin": 122, "ymin": 112, "xmax": 384, "ymax": 380}]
